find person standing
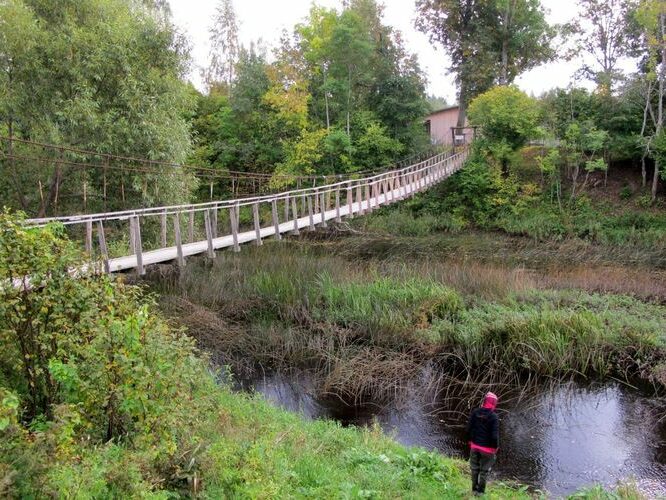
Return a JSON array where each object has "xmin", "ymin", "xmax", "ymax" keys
[{"xmin": 467, "ymin": 392, "xmax": 499, "ymax": 495}]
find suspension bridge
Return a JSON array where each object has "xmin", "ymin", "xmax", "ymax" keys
[{"xmin": 22, "ymin": 148, "xmax": 469, "ymax": 275}]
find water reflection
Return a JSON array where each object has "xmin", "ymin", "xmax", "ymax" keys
[{"xmin": 247, "ymin": 373, "xmax": 666, "ymax": 497}]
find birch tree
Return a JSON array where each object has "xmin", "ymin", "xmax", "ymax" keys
[{"xmin": 204, "ymin": 0, "xmax": 240, "ymax": 93}]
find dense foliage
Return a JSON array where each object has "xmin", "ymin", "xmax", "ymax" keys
[
  {"xmin": 0, "ymin": 213, "xmax": 543, "ymax": 498},
  {"xmin": 190, "ymin": 0, "xmax": 430, "ymax": 197},
  {"xmin": 0, "ymin": 0, "xmax": 195, "ymax": 214}
]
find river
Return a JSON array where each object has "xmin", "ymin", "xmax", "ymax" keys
[{"xmin": 244, "ymin": 372, "xmax": 666, "ymax": 498}]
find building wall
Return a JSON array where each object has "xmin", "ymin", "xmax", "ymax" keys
[{"xmin": 425, "ymin": 107, "xmax": 469, "ymax": 145}]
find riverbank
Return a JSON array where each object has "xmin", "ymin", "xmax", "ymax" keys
[
  {"xmin": 1, "ymin": 214, "xmax": 536, "ymax": 499},
  {"xmin": 151, "ymin": 232, "xmax": 666, "ymax": 497},
  {"xmin": 155, "ymin": 239, "xmax": 666, "ymax": 401}
]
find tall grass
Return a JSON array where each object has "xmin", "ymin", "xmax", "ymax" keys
[{"xmin": 152, "ymin": 242, "xmax": 666, "ymax": 402}]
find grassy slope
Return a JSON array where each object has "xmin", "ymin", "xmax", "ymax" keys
[{"xmin": 200, "ymin": 386, "xmax": 529, "ymax": 499}]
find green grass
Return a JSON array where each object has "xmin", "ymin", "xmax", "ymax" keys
[{"xmin": 198, "ymin": 387, "xmax": 528, "ymax": 499}]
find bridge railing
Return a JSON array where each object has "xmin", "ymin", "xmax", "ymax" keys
[{"xmin": 23, "ymin": 147, "xmax": 469, "ymax": 274}]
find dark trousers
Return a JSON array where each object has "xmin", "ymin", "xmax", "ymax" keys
[{"xmin": 470, "ymin": 450, "xmax": 496, "ymax": 493}]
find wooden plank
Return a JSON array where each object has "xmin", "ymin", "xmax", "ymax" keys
[
  {"xmin": 85, "ymin": 220, "xmax": 93, "ymax": 254},
  {"xmin": 230, "ymin": 205, "xmax": 240, "ymax": 252},
  {"xmin": 173, "ymin": 214, "xmax": 185, "ymax": 267},
  {"xmin": 366, "ymin": 182, "xmax": 372, "ymax": 212},
  {"xmin": 291, "ymin": 196, "xmax": 300, "ymax": 235},
  {"xmin": 188, "ymin": 210, "xmax": 195, "ymax": 243},
  {"xmin": 160, "ymin": 210, "xmax": 167, "ymax": 247},
  {"xmin": 204, "ymin": 209, "xmax": 215, "ymax": 258},
  {"xmin": 307, "ymin": 194, "xmax": 315, "ymax": 230},
  {"xmin": 347, "ymin": 186, "xmax": 353, "ymax": 219},
  {"xmin": 319, "ymin": 191, "xmax": 327, "ymax": 228},
  {"xmin": 97, "ymin": 221, "xmax": 110, "ymax": 274},
  {"xmin": 271, "ymin": 199, "xmax": 281, "ymax": 240},
  {"xmin": 253, "ymin": 202, "xmax": 263, "ymax": 246}
]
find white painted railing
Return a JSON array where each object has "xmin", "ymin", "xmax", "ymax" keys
[{"xmin": 23, "ymin": 148, "xmax": 469, "ymax": 274}]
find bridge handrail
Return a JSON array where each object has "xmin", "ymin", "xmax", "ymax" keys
[{"xmin": 23, "ymin": 149, "xmax": 465, "ymax": 228}]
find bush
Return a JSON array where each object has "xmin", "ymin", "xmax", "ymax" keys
[{"xmin": 0, "ymin": 211, "xmax": 219, "ymax": 495}]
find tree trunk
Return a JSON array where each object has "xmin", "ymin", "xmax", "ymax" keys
[
  {"xmin": 38, "ymin": 164, "xmax": 67, "ymax": 217},
  {"xmin": 640, "ymin": 79, "xmax": 652, "ymax": 189},
  {"xmin": 457, "ymin": 79, "xmax": 467, "ymax": 129},
  {"xmin": 346, "ymin": 65, "xmax": 352, "ymax": 136},
  {"xmin": 654, "ymin": 12, "xmax": 666, "ymax": 202},
  {"xmin": 325, "ymin": 92, "xmax": 330, "ymax": 131},
  {"xmin": 501, "ymin": 38, "xmax": 508, "ymax": 85},
  {"xmin": 570, "ymin": 164, "xmax": 580, "ymax": 201},
  {"xmin": 323, "ymin": 67, "xmax": 330, "ymax": 130},
  {"xmin": 6, "ymin": 120, "xmax": 29, "ymax": 210}
]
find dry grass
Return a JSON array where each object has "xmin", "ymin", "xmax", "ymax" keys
[
  {"xmin": 148, "ymin": 237, "xmax": 666, "ymax": 408},
  {"xmin": 534, "ymin": 265, "xmax": 666, "ymax": 303}
]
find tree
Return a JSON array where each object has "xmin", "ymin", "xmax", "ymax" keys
[
  {"xmin": 492, "ymin": 0, "xmax": 556, "ymax": 85},
  {"xmin": 575, "ymin": 0, "xmax": 639, "ymax": 92},
  {"xmin": 204, "ymin": 0, "xmax": 240, "ymax": 93},
  {"xmin": 415, "ymin": 0, "xmax": 493, "ymax": 127},
  {"xmin": 468, "ymin": 86, "xmax": 541, "ymax": 173},
  {"xmin": 415, "ymin": 0, "xmax": 554, "ymax": 126},
  {"xmin": 635, "ymin": 0, "xmax": 666, "ymax": 201},
  {"xmin": 0, "ymin": 0, "xmax": 195, "ymax": 215},
  {"xmin": 561, "ymin": 121, "xmax": 609, "ymax": 199}
]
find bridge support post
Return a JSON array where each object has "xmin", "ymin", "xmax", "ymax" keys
[
  {"xmin": 395, "ymin": 174, "xmax": 402, "ymax": 200},
  {"xmin": 211, "ymin": 206, "xmax": 218, "ymax": 239},
  {"xmin": 291, "ymin": 197, "xmax": 300, "ymax": 235},
  {"xmin": 173, "ymin": 214, "xmax": 185, "ymax": 266},
  {"xmin": 271, "ymin": 199, "xmax": 281, "ymax": 240},
  {"xmin": 85, "ymin": 220, "xmax": 93, "ymax": 254},
  {"xmin": 356, "ymin": 185, "xmax": 364, "ymax": 215},
  {"xmin": 252, "ymin": 202, "xmax": 263, "ymax": 246},
  {"xmin": 230, "ymin": 205, "xmax": 240, "ymax": 252},
  {"xmin": 307, "ymin": 194, "xmax": 315, "ymax": 230},
  {"xmin": 97, "ymin": 221, "xmax": 110, "ymax": 274},
  {"xmin": 335, "ymin": 187, "xmax": 341, "ymax": 222},
  {"xmin": 204, "ymin": 210, "xmax": 216, "ymax": 258},
  {"xmin": 319, "ymin": 191, "xmax": 327, "ymax": 227},
  {"xmin": 284, "ymin": 195, "xmax": 290, "ymax": 223},
  {"xmin": 188, "ymin": 210, "xmax": 195, "ymax": 243},
  {"xmin": 161, "ymin": 210, "xmax": 167, "ymax": 247},
  {"xmin": 129, "ymin": 216, "xmax": 145, "ymax": 275},
  {"xmin": 346, "ymin": 186, "xmax": 353, "ymax": 218}
]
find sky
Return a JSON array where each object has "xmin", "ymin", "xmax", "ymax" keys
[{"xmin": 168, "ymin": 0, "xmax": 634, "ymax": 102}]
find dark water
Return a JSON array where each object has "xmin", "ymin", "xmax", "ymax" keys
[{"xmin": 246, "ymin": 372, "xmax": 666, "ymax": 498}]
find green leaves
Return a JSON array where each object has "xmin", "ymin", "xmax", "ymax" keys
[
  {"xmin": 468, "ymin": 86, "xmax": 541, "ymax": 151},
  {"xmin": 0, "ymin": 389, "xmax": 19, "ymax": 431}
]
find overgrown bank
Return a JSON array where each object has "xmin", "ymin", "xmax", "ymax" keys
[
  {"xmin": 0, "ymin": 214, "xmax": 544, "ymax": 498},
  {"xmin": 156, "ymin": 242, "xmax": 666, "ymax": 406}
]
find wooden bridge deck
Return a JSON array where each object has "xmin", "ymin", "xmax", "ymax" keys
[{"xmin": 24, "ymin": 148, "xmax": 468, "ymax": 274}]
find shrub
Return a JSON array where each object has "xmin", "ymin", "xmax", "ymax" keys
[{"xmin": 0, "ymin": 211, "xmax": 219, "ymax": 495}]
